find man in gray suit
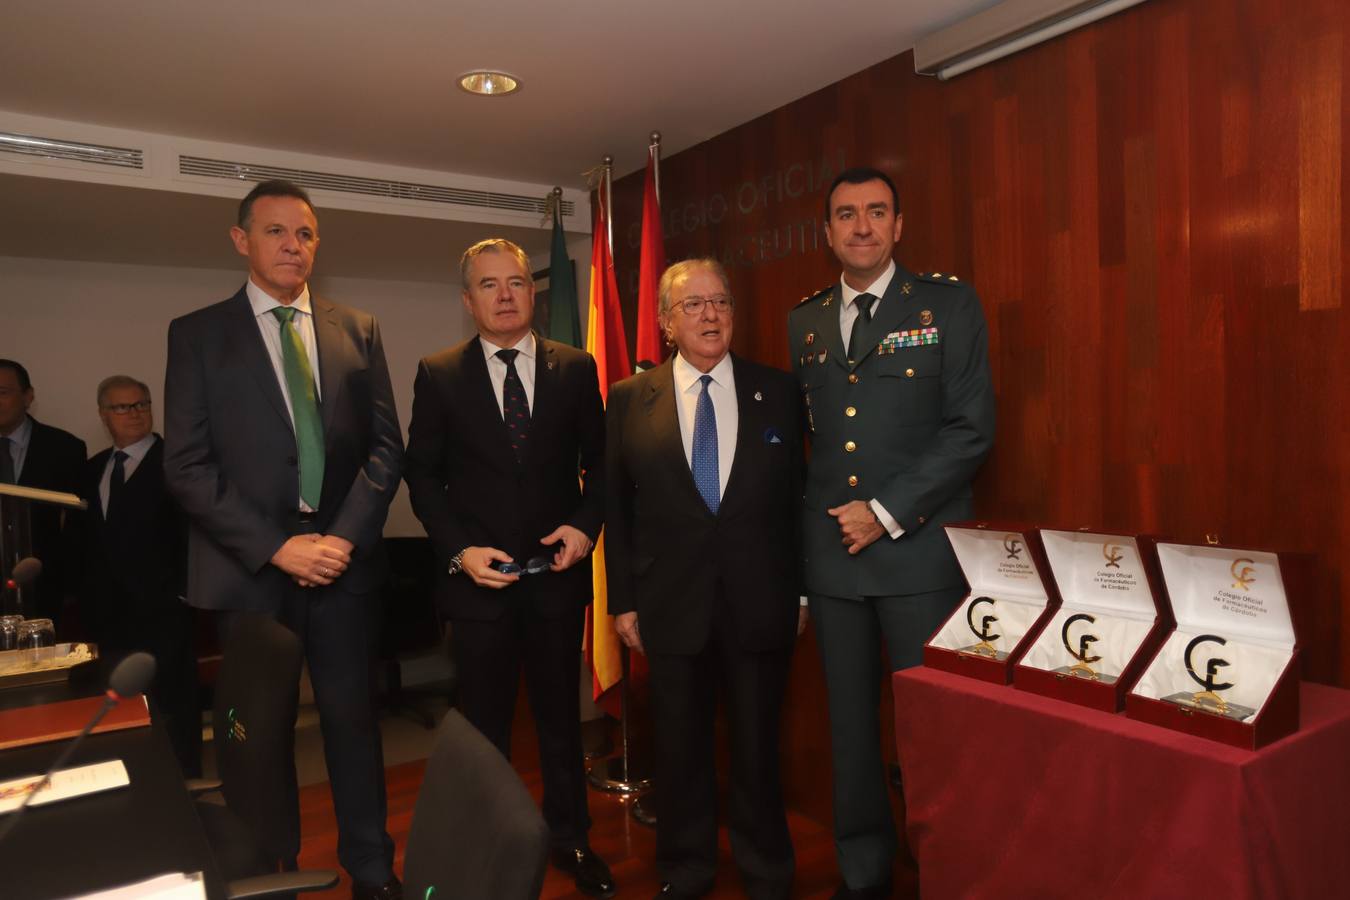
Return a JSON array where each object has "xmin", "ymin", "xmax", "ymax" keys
[
  {"xmin": 788, "ymin": 167, "xmax": 995, "ymax": 899},
  {"xmin": 164, "ymin": 180, "xmax": 404, "ymax": 900}
]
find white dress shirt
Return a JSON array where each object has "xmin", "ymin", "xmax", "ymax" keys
[
  {"xmin": 479, "ymin": 332, "xmax": 537, "ymax": 416},
  {"xmin": 98, "ymin": 433, "xmax": 156, "ymax": 515},
  {"xmin": 672, "ymin": 351, "xmax": 738, "ymax": 500},
  {"xmin": 837, "ymin": 261, "xmax": 904, "ymax": 540},
  {"xmin": 248, "ymin": 280, "xmax": 322, "ymax": 511},
  {"xmin": 1, "ymin": 416, "xmax": 32, "ymax": 481}
]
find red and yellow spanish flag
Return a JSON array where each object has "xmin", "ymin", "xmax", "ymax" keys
[
  {"xmin": 585, "ymin": 173, "xmax": 630, "ymax": 709},
  {"xmin": 634, "ymin": 141, "xmax": 667, "ymax": 371}
]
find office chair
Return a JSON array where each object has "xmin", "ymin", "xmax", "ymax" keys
[
  {"xmin": 194, "ymin": 614, "xmax": 337, "ymax": 897},
  {"xmin": 402, "ymin": 709, "xmax": 550, "ymax": 900}
]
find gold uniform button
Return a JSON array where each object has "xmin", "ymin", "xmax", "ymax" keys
[
  {"xmin": 845, "ymin": 406, "xmax": 857, "ymax": 417},
  {"xmin": 848, "ymin": 475, "xmax": 859, "ymax": 487},
  {"xmin": 848, "ymin": 373, "xmax": 859, "ymax": 384},
  {"xmin": 844, "ymin": 441, "xmax": 857, "ymax": 452},
  {"xmin": 905, "ymin": 368, "xmax": 915, "ymax": 378}
]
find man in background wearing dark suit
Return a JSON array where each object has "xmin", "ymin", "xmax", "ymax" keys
[
  {"xmin": 607, "ymin": 259, "xmax": 805, "ymax": 900},
  {"xmin": 0, "ymin": 359, "xmax": 86, "ymax": 626},
  {"xmin": 404, "ymin": 238, "xmax": 615, "ymax": 899},
  {"xmin": 788, "ymin": 167, "xmax": 996, "ymax": 899},
  {"xmin": 80, "ymin": 375, "xmax": 200, "ymax": 776},
  {"xmin": 164, "ymin": 180, "xmax": 404, "ymax": 899}
]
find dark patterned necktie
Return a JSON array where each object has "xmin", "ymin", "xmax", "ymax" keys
[
  {"xmin": 848, "ymin": 292, "xmax": 876, "ymax": 362},
  {"xmin": 691, "ymin": 374, "xmax": 719, "ymax": 514},
  {"xmin": 107, "ymin": 450, "xmax": 128, "ymax": 517},
  {"xmin": 0, "ymin": 437, "xmax": 13, "ymax": 484},
  {"xmin": 498, "ymin": 349, "xmax": 531, "ymax": 463}
]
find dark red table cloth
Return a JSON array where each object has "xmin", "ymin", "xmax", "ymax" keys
[{"xmin": 893, "ymin": 667, "xmax": 1350, "ymax": 899}]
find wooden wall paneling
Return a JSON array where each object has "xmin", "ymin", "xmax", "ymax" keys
[{"xmin": 605, "ymin": 0, "xmax": 1350, "ymax": 819}]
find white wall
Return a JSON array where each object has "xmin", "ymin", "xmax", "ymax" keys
[
  {"xmin": 1, "ymin": 256, "xmax": 468, "ymax": 535},
  {"xmin": 2, "ymin": 234, "xmax": 592, "ymax": 536}
]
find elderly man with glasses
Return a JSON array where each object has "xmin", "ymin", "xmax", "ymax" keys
[{"xmin": 606, "ymin": 258, "xmax": 805, "ymax": 900}]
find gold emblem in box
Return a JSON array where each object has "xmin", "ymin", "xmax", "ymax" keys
[
  {"xmin": 1163, "ymin": 634, "xmax": 1256, "ymax": 721},
  {"xmin": 958, "ymin": 596, "xmax": 1007, "ymax": 660},
  {"xmin": 1053, "ymin": 612, "xmax": 1117, "ymax": 684}
]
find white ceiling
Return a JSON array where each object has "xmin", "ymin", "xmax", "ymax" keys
[
  {"xmin": 1, "ymin": 0, "xmax": 999, "ymax": 281},
  {"xmin": 1, "ymin": 0, "xmax": 996, "ymax": 185}
]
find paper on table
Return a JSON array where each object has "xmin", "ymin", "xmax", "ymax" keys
[
  {"xmin": 0, "ymin": 759, "xmax": 129, "ymax": 814},
  {"xmin": 71, "ymin": 871, "xmax": 206, "ymax": 899}
]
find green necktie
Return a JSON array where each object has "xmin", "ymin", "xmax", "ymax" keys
[{"xmin": 271, "ymin": 306, "xmax": 325, "ymax": 508}]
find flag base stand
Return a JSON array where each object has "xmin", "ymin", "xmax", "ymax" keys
[
  {"xmin": 629, "ymin": 794, "xmax": 657, "ymax": 827},
  {"xmin": 585, "ymin": 645, "xmax": 653, "ymax": 795},
  {"xmin": 586, "ymin": 756, "xmax": 652, "ymax": 795}
]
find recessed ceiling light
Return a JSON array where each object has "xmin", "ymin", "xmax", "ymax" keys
[{"xmin": 458, "ymin": 71, "xmax": 520, "ymax": 96}]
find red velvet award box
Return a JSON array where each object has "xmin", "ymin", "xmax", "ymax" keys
[
  {"xmin": 1014, "ymin": 530, "xmax": 1171, "ymax": 712},
  {"xmin": 923, "ymin": 523, "xmax": 1057, "ymax": 684},
  {"xmin": 1125, "ymin": 539, "xmax": 1302, "ymax": 749}
]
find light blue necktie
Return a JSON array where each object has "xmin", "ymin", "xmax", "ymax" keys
[{"xmin": 691, "ymin": 374, "xmax": 719, "ymax": 514}]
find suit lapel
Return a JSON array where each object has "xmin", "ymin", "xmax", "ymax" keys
[
  {"xmin": 642, "ymin": 360, "xmax": 708, "ymax": 514},
  {"xmin": 227, "ymin": 289, "xmax": 293, "ymax": 433},
  {"xmin": 311, "ymin": 296, "xmax": 345, "ymax": 440},
  {"xmin": 525, "ymin": 334, "xmax": 555, "ymax": 465},
  {"xmin": 719, "ymin": 356, "xmax": 761, "ymax": 513},
  {"xmin": 851, "ymin": 265, "xmax": 921, "ymax": 368}
]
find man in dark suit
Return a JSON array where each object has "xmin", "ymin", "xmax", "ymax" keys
[
  {"xmin": 787, "ymin": 167, "xmax": 996, "ymax": 899},
  {"xmin": 607, "ymin": 259, "xmax": 805, "ymax": 900},
  {"xmin": 0, "ymin": 359, "xmax": 87, "ymax": 626},
  {"xmin": 164, "ymin": 180, "xmax": 404, "ymax": 899},
  {"xmin": 404, "ymin": 238, "xmax": 615, "ymax": 899},
  {"xmin": 80, "ymin": 375, "xmax": 200, "ymax": 776}
]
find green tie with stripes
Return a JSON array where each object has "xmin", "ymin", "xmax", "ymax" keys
[{"xmin": 271, "ymin": 306, "xmax": 324, "ymax": 508}]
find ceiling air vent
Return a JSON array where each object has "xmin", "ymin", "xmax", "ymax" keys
[
  {"xmin": 0, "ymin": 132, "xmax": 144, "ymax": 169},
  {"xmin": 179, "ymin": 155, "xmax": 574, "ymax": 217}
]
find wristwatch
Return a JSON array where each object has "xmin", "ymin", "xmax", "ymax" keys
[{"xmin": 447, "ymin": 549, "xmax": 467, "ymax": 576}]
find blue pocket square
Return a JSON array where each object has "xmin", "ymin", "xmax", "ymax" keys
[{"xmin": 764, "ymin": 427, "xmax": 784, "ymax": 445}]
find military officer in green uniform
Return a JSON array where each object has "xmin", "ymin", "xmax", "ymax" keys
[{"xmin": 788, "ymin": 167, "xmax": 995, "ymax": 899}]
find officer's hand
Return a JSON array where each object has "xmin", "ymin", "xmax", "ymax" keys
[
  {"xmin": 462, "ymin": 546, "xmax": 521, "ymax": 589},
  {"xmin": 615, "ymin": 612, "xmax": 643, "ymax": 654},
  {"xmin": 828, "ymin": 500, "xmax": 885, "ymax": 555}
]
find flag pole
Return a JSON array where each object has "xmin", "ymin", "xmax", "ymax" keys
[{"xmin": 587, "ymin": 152, "xmax": 651, "ymax": 798}]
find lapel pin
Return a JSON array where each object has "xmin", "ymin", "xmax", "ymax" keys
[
  {"xmin": 805, "ymin": 332, "xmax": 815, "ymax": 346},
  {"xmin": 754, "ymin": 391, "xmax": 763, "ymax": 402},
  {"xmin": 901, "ymin": 282, "xmax": 913, "ymax": 296},
  {"xmin": 920, "ymin": 309, "xmax": 933, "ymax": 326},
  {"xmin": 547, "ymin": 359, "xmax": 556, "ymax": 370}
]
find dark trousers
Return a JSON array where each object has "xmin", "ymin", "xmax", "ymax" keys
[
  {"xmin": 450, "ymin": 601, "xmax": 591, "ymax": 850},
  {"xmin": 809, "ymin": 586, "xmax": 965, "ymax": 890},
  {"xmin": 216, "ymin": 578, "xmax": 393, "ymax": 886},
  {"xmin": 647, "ymin": 618, "xmax": 794, "ymax": 900}
]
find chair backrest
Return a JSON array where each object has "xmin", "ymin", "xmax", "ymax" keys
[
  {"xmin": 211, "ymin": 614, "xmax": 303, "ymax": 868},
  {"xmin": 403, "ymin": 710, "xmax": 550, "ymax": 900}
]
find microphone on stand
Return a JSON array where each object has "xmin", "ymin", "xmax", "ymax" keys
[
  {"xmin": 0, "ymin": 652, "xmax": 156, "ymax": 846},
  {"xmin": 4, "ymin": 557, "xmax": 42, "ymax": 618}
]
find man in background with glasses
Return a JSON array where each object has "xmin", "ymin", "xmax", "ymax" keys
[
  {"xmin": 78, "ymin": 374, "xmax": 199, "ymax": 777},
  {"xmin": 404, "ymin": 238, "xmax": 615, "ymax": 899},
  {"xmin": 606, "ymin": 259, "xmax": 804, "ymax": 900}
]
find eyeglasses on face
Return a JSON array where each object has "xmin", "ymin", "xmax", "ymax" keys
[
  {"xmin": 673, "ymin": 295, "xmax": 734, "ymax": 316},
  {"xmin": 102, "ymin": 401, "xmax": 151, "ymax": 415}
]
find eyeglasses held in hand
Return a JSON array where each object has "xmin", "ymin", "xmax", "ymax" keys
[{"xmin": 490, "ymin": 556, "xmax": 553, "ymax": 576}]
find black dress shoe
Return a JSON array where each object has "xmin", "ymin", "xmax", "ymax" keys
[
  {"xmin": 351, "ymin": 876, "xmax": 403, "ymax": 900},
  {"xmin": 551, "ymin": 846, "xmax": 616, "ymax": 898},
  {"xmin": 830, "ymin": 881, "xmax": 893, "ymax": 900}
]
